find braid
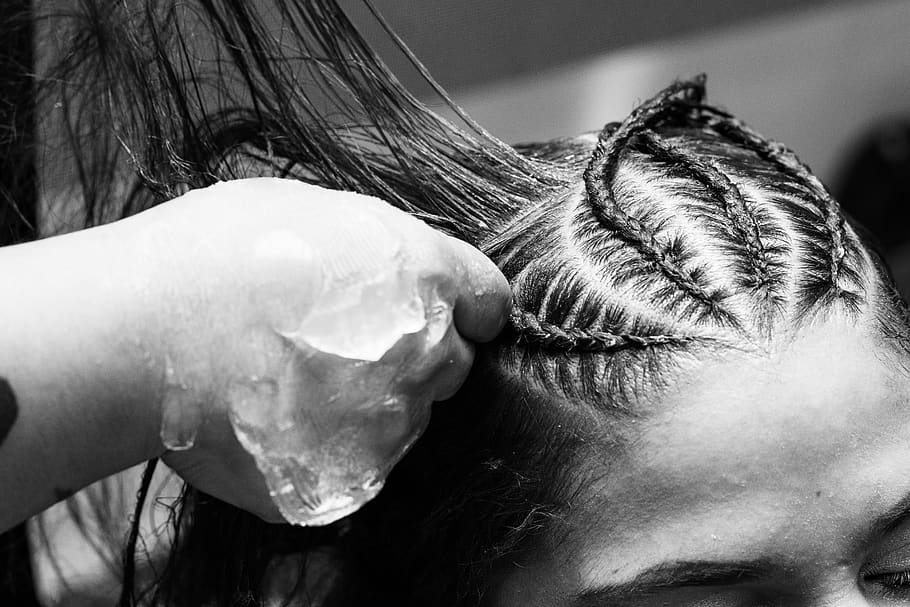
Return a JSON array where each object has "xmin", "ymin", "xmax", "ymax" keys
[
  {"xmin": 635, "ymin": 129, "xmax": 775, "ymax": 294},
  {"xmin": 584, "ymin": 80, "xmax": 733, "ymax": 322},
  {"xmin": 506, "ymin": 308, "xmax": 694, "ymax": 353},
  {"xmin": 696, "ymin": 107, "xmax": 852, "ymax": 294},
  {"xmin": 498, "ymin": 77, "xmax": 868, "ymax": 362}
]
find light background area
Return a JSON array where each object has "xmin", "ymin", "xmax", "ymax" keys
[
  {"xmin": 395, "ymin": 0, "xmax": 910, "ymax": 187},
  {"xmin": 343, "ymin": 0, "xmax": 861, "ymax": 94}
]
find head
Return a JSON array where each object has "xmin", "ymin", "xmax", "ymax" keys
[
  {"xmin": 344, "ymin": 82, "xmax": 910, "ymax": 607},
  {"xmin": 40, "ymin": 2, "xmax": 910, "ymax": 606},
  {"xmin": 481, "ymin": 106, "xmax": 910, "ymax": 601}
]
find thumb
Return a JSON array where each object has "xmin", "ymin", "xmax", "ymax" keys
[{"xmin": 441, "ymin": 235, "xmax": 512, "ymax": 343}]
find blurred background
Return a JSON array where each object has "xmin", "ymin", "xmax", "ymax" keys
[{"xmin": 342, "ymin": 0, "xmax": 906, "ymax": 185}]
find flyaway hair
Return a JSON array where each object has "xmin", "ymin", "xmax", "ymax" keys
[{"xmin": 36, "ymin": 0, "xmax": 564, "ymax": 240}]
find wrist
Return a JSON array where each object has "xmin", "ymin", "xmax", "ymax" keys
[
  {"xmin": 50, "ymin": 219, "xmax": 170, "ymax": 463},
  {"xmin": 95, "ymin": 219, "xmax": 173, "ymax": 461}
]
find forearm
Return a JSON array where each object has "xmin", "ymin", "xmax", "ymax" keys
[{"xmin": 0, "ymin": 224, "xmax": 163, "ymax": 532}]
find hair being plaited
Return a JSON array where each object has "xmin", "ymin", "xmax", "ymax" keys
[
  {"xmin": 500, "ymin": 77, "xmax": 874, "ymax": 375},
  {"xmin": 35, "ymin": 0, "xmax": 564, "ymax": 241},
  {"xmin": 582, "ymin": 81, "xmax": 736, "ymax": 327},
  {"xmin": 507, "ymin": 309, "xmax": 696, "ymax": 353},
  {"xmin": 30, "ymin": 2, "xmax": 907, "ymax": 606},
  {"xmin": 696, "ymin": 105, "xmax": 861, "ymax": 310}
]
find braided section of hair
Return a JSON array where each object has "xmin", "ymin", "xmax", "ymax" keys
[
  {"xmin": 583, "ymin": 80, "xmax": 731, "ymax": 318},
  {"xmin": 507, "ymin": 309, "xmax": 694, "ymax": 353},
  {"xmin": 696, "ymin": 107, "xmax": 852, "ymax": 294},
  {"xmin": 635, "ymin": 129, "xmax": 774, "ymax": 292}
]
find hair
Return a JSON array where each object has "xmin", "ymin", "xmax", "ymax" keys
[{"xmin": 22, "ymin": 1, "xmax": 910, "ymax": 606}]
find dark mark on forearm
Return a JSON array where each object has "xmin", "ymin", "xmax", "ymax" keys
[{"xmin": 0, "ymin": 377, "xmax": 18, "ymax": 448}]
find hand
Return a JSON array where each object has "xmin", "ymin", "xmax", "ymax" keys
[{"xmin": 123, "ymin": 178, "xmax": 510, "ymax": 524}]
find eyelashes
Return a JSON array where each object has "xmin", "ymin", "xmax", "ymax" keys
[{"xmin": 865, "ymin": 568, "xmax": 910, "ymax": 599}]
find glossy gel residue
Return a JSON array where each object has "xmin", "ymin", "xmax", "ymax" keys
[{"xmin": 227, "ymin": 212, "xmax": 455, "ymax": 526}]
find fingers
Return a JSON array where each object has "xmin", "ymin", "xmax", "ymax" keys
[
  {"xmin": 441, "ymin": 235, "xmax": 512, "ymax": 343},
  {"xmin": 427, "ymin": 331, "xmax": 475, "ymax": 401},
  {"xmin": 391, "ymin": 319, "xmax": 475, "ymax": 401},
  {"xmin": 346, "ymin": 202, "xmax": 511, "ymax": 343}
]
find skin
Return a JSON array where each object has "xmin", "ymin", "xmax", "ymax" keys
[
  {"xmin": 493, "ymin": 316, "xmax": 910, "ymax": 606},
  {"xmin": 0, "ymin": 178, "xmax": 511, "ymax": 533}
]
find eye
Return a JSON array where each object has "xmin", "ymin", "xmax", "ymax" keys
[
  {"xmin": 867, "ymin": 569, "xmax": 910, "ymax": 590},
  {"xmin": 863, "ymin": 552, "xmax": 910, "ymax": 599},
  {"xmin": 864, "ymin": 569, "xmax": 910, "ymax": 602},
  {"xmin": 861, "ymin": 514, "xmax": 910, "ymax": 599}
]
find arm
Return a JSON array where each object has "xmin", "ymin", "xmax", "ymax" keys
[
  {"xmin": 0, "ymin": 178, "xmax": 511, "ymax": 531},
  {"xmin": 0, "ymin": 223, "xmax": 163, "ymax": 533}
]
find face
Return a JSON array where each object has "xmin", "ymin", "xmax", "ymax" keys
[{"xmin": 492, "ymin": 317, "xmax": 910, "ymax": 606}]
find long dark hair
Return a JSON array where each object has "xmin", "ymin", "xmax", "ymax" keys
[{"xmin": 28, "ymin": 1, "xmax": 909, "ymax": 606}]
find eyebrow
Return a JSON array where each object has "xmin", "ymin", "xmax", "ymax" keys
[
  {"xmin": 572, "ymin": 493, "xmax": 910, "ymax": 606},
  {"xmin": 867, "ymin": 490, "xmax": 910, "ymax": 539},
  {"xmin": 571, "ymin": 559, "xmax": 775, "ymax": 605}
]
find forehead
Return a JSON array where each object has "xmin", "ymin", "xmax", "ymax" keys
[{"xmin": 569, "ymin": 319, "xmax": 910, "ymax": 583}]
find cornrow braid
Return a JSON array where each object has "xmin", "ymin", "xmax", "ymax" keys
[
  {"xmin": 695, "ymin": 106, "xmax": 855, "ymax": 298},
  {"xmin": 507, "ymin": 309, "xmax": 695, "ymax": 353},
  {"xmin": 583, "ymin": 80, "xmax": 734, "ymax": 324},
  {"xmin": 634, "ymin": 129, "xmax": 774, "ymax": 294},
  {"xmin": 501, "ymin": 76, "xmax": 869, "ymax": 356}
]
